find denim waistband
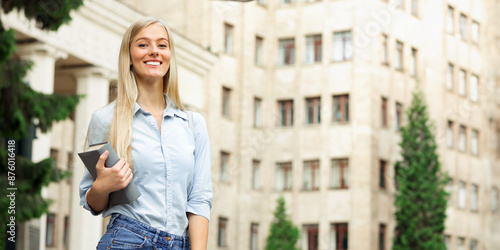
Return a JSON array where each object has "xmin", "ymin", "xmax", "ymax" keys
[{"xmin": 109, "ymin": 213, "xmax": 189, "ymax": 244}]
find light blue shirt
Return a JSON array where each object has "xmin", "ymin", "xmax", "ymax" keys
[{"xmin": 79, "ymin": 95, "xmax": 213, "ymax": 236}]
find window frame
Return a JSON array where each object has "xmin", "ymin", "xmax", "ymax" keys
[
  {"xmin": 278, "ymin": 38, "xmax": 295, "ymax": 66},
  {"xmin": 255, "ymin": 36, "xmax": 264, "ymax": 66},
  {"xmin": 222, "ymin": 87, "xmax": 232, "ymax": 117},
  {"xmin": 305, "ymin": 34, "xmax": 322, "ymax": 64},
  {"xmin": 220, "ymin": 151, "xmax": 230, "ymax": 182},
  {"xmin": 305, "ymin": 97, "xmax": 321, "ymax": 125},
  {"xmin": 276, "ymin": 162, "xmax": 293, "ymax": 191},
  {"xmin": 395, "ymin": 40, "xmax": 403, "ymax": 71},
  {"xmin": 277, "ymin": 99, "xmax": 294, "ymax": 127},
  {"xmin": 332, "ymin": 30, "xmax": 352, "ymax": 62},
  {"xmin": 224, "ymin": 23, "xmax": 234, "ymax": 54},
  {"xmin": 330, "ymin": 158, "xmax": 349, "ymax": 189},
  {"xmin": 379, "ymin": 160, "xmax": 387, "ymax": 190},
  {"xmin": 333, "ymin": 94, "xmax": 349, "ymax": 123},
  {"xmin": 303, "ymin": 160, "xmax": 320, "ymax": 191},
  {"xmin": 218, "ymin": 217, "xmax": 228, "ymax": 247}
]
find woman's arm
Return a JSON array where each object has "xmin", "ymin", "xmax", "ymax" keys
[{"xmin": 187, "ymin": 213, "xmax": 209, "ymax": 250}]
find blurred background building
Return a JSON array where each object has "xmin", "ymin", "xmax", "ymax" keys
[{"xmin": 2, "ymin": 0, "xmax": 500, "ymax": 249}]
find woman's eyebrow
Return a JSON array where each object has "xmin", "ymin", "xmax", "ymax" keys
[{"xmin": 135, "ymin": 37, "xmax": 169, "ymax": 43}]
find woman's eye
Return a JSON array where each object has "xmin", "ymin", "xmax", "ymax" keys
[
  {"xmin": 159, "ymin": 44, "xmax": 168, "ymax": 48},
  {"xmin": 138, "ymin": 44, "xmax": 147, "ymax": 48}
]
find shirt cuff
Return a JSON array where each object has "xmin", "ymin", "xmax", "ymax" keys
[
  {"xmin": 186, "ymin": 202, "xmax": 211, "ymax": 222},
  {"xmin": 80, "ymin": 188, "xmax": 106, "ymax": 216}
]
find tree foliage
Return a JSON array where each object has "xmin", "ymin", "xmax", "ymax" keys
[
  {"xmin": 265, "ymin": 196, "xmax": 300, "ymax": 250},
  {"xmin": 393, "ymin": 87, "xmax": 449, "ymax": 250}
]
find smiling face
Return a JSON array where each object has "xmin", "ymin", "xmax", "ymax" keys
[{"xmin": 130, "ymin": 24, "xmax": 171, "ymax": 84}]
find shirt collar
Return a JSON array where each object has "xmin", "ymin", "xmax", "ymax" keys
[{"xmin": 133, "ymin": 94, "xmax": 188, "ymax": 120}]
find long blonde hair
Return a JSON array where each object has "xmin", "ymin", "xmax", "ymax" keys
[{"xmin": 109, "ymin": 16, "xmax": 184, "ymax": 169}]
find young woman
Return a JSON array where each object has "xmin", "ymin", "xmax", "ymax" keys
[{"xmin": 79, "ymin": 17, "xmax": 213, "ymax": 250}]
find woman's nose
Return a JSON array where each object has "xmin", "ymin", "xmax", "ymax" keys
[{"xmin": 150, "ymin": 46, "xmax": 159, "ymax": 56}]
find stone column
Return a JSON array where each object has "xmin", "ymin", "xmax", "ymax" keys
[
  {"xmin": 68, "ymin": 67, "xmax": 113, "ymax": 250},
  {"xmin": 17, "ymin": 43, "xmax": 67, "ymax": 250}
]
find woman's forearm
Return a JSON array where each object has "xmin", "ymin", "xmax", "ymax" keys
[{"xmin": 187, "ymin": 213, "xmax": 209, "ymax": 250}]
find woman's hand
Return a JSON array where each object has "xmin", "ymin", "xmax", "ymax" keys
[{"xmin": 86, "ymin": 151, "xmax": 133, "ymax": 213}]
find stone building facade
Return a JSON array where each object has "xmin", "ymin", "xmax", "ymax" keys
[{"xmin": 3, "ymin": 0, "xmax": 500, "ymax": 249}]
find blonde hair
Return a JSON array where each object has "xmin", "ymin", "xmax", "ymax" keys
[{"xmin": 109, "ymin": 16, "xmax": 184, "ymax": 169}]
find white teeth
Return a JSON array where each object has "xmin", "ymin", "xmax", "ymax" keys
[{"xmin": 146, "ymin": 61, "xmax": 160, "ymax": 66}]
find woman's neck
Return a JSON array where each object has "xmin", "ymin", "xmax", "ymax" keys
[{"xmin": 136, "ymin": 78, "xmax": 166, "ymax": 114}]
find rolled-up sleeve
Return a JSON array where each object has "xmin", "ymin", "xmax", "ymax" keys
[
  {"xmin": 186, "ymin": 112, "xmax": 213, "ymax": 221},
  {"xmin": 79, "ymin": 111, "xmax": 110, "ymax": 216}
]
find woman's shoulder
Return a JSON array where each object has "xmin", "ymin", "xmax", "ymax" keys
[{"xmin": 90, "ymin": 102, "xmax": 116, "ymax": 127}]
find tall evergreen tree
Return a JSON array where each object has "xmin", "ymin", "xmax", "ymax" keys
[
  {"xmin": 265, "ymin": 196, "xmax": 300, "ymax": 250},
  {"xmin": 0, "ymin": 1, "xmax": 83, "ymax": 248},
  {"xmin": 393, "ymin": 87, "xmax": 449, "ymax": 250}
]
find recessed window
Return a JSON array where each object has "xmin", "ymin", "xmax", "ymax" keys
[
  {"xmin": 458, "ymin": 69, "xmax": 466, "ymax": 96},
  {"xmin": 306, "ymin": 97, "xmax": 321, "ymax": 125},
  {"xmin": 379, "ymin": 224, "xmax": 386, "ymax": 250},
  {"xmin": 445, "ymin": 235, "xmax": 451, "ymax": 249},
  {"xmin": 471, "ymin": 21, "xmax": 479, "ymax": 44},
  {"xmin": 252, "ymin": 160, "xmax": 260, "ymax": 190},
  {"xmin": 471, "ymin": 129, "xmax": 478, "ymax": 156},
  {"xmin": 411, "ymin": 0, "xmax": 418, "ymax": 16},
  {"xmin": 492, "ymin": 187, "xmax": 499, "ymax": 212},
  {"xmin": 224, "ymin": 23, "xmax": 233, "ymax": 54},
  {"xmin": 254, "ymin": 97, "xmax": 262, "ymax": 127},
  {"xmin": 306, "ymin": 34, "xmax": 322, "ymax": 64},
  {"xmin": 459, "ymin": 14, "xmax": 467, "ymax": 41},
  {"xmin": 303, "ymin": 160, "xmax": 320, "ymax": 191},
  {"xmin": 222, "ymin": 87, "xmax": 231, "ymax": 117},
  {"xmin": 381, "ymin": 97, "xmax": 388, "ymax": 127},
  {"xmin": 50, "ymin": 148, "xmax": 59, "ymax": 169},
  {"xmin": 447, "ymin": 63, "xmax": 454, "ymax": 90},
  {"xmin": 446, "ymin": 179, "xmax": 453, "ymax": 206},
  {"xmin": 447, "ymin": 121, "xmax": 454, "ymax": 148},
  {"xmin": 220, "ymin": 152, "xmax": 230, "ymax": 182},
  {"xmin": 333, "ymin": 94, "xmax": 349, "ymax": 123},
  {"xmin": 447, "ymin": 6, "xmax": 454, "ymax": 34},
  {"xmin": 332, "ymin": 31, "xmax": 352, "ymax": 62},
  {"xmin": 330, "ymin": 223, "xmax": 348, "ymax": 250},
  {"xmin": 458, "ymin": 181, "xmax": 466, "ymax": 208},
  {"xmin": 470, "ymin": 74, "xmax": 478, "ymax": 101},
  {"xmin": 395, "ymin": 0, "xmax": 404, "ymax": 9},
  {"xmin": 470, "ymin": 239, "xmax": 478, "ymax": 250},
  {"xmin": 257, "ymin": 0, "xmax": 265, "ymax": 6},
  {"xmin": 457, "ymin": 237, "xmax": 465, "ymax": 250},
  {"xmin": 395, "ymin": 41, "xmax": 403, "ymax": 71},
  {"xmin": 279, "ymin": 38, "xmax": 295, "ymax": 65},
  {"xmin": 459, "ymin": 125, "xmax": 466, "ymax": 152},
  {"xmin": 379, "ymin": 160, "xmax": 387, "ymax": 189},
  {"xmin": 410, "ymin": 47, "xmax": 417, "ymax": 77},
  {"xmin": 471, "ymin": 184, "xmax": 479, "ymax": 212},
  {"xmin": 281, "ymin": 0, "xmax": 292, "ymax": 4},
  {"xmin": 218, "ymin": 217, "xmax": 228, "ymax": 247},
  {"xmin": 381, "ymin": 34, "xmax": 389, "ymax": 65},
  {"xmin": 302, "ymin": 224, "xmax": 319, "ymax": 250},
  {"xmin": 330, "ymin": 158, "xmax": 349, "ymax": 189},
  {"xmin": 276, "ymin": 162, "xmax": 293, "ymax": 191},
  {"xmin": 395, "ymin": 102, "xmax": 403, "ymax": 131},
  {"xmin": 277, "ymin": 100, "xmax": 294, "ymax": 127},
  {"xmin": 255, "ymin": 36, "xmax": 263, "ymax": 66},
  {"xmin": 46, "ymin": 213, "xmax": 56, "ymax": 247},
  {"xmin": 63, "ymin": 216, "xmax": 69, "ymax": 247},
  {"xmin": 250, "ymin": 223, "xmax": 259, "ymax": 250}
]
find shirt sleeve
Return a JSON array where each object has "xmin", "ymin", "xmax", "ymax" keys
[
  {"xmin": 185, "ymin": 112, "xmax": 213, "ymax": 221},
  {"xmin": 79, "ymin": 111, "xmax": 110, "ymax": 216}
]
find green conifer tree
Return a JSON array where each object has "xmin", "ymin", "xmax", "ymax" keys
[
  {"xmin": 393, "ymin": 87, "xmax": 449, "ymax": 250},
  {"xmin": 265, "ymin": 196, "xmax": 300, "ymax": 250},
  {"xmin": 0, "ymin": 1, "xmax": 83, "ymax": 248}
]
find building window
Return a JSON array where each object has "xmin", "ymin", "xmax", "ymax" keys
[
  {"xmin": 395, "ymin": 0, "xmax": 404, "ymax": 9},
  {"xmin": 446, "ymin": 6, "xmax": 454, "ymax": 34},
  {"xmin": 381, "ymin": 34, "xmax": 389, "ymax": 65},
  {"xmin": 63, "ymin": 216, "xmax": 69, "ymax": 247},
  {"xmin": 252, "ymin": 160, "xmax": 260, "ymax": 190},
  {"xmin": 471, "ymin": 21, "xmax": 479, "ymax": 44},
  {"xmin": 381, "ymin": 97, "xmax": 388, "ymax": 127},
  {"xmin": 46, "ymin": 213, "xmax": 56, "ymax": 247},
  {"xmin": 257, "ymin": 0, "xmax": 265, "ymax": 5},
  {"xmin": 447, "ymin": 63, "xmax": 454, "ymax": 90},
  {"xmin": 306, "ymin": 97, "xmax": 321, "ymax": 125},
  {"xmin": 50, "ymin": 148, "xmax": 59, "ymax": 168},
  {"xmin": 470, "ymin": 239, "xmax": 478, "ymax": 250},
  {"xmin": 332, "ymin": 31, "xmax": 352, "ymax": 62},
  {"xmin": 470, "ymin": 74, "xmax": 478, "ymax": 101},
  {"xmin": 492, "ymin": 187, "xmax": 499, "ymax": 212},
  {"xmin": 471, "ymin": 184, "xmax": 478, "ymax": 212},
  {"xmin": 67, "ymin": 152, "xmax": 73, "ymax": 184},
  {"xmin": 220, "ymin": 152, "xmax": 230, "ymax": 182},
  {"xmin": 411, "ymin": 0, "xmax": 418, "ymax": 16},
  {"xmin": 459, "ymin": 14, "xmax": 467, "ymax": 41},
  {"xmin": 279, "ymin": 38, "xmax": 295, "ymax": 65},
  {"xmin": 395, "ymin": 102, "xmax": 403, "ymax": 131},
  {"xmin": 471, "ymin": 129, "xmax": 478, "ymax": 156},
  {"xmin": 379, "ymin": 160, "xmax": 387, "ymax": 189},
  {"xmin": 276, "ymin": 162, "xmax": 293, "ymax": 191},
  {"xmin": 255, "ymin": 36, "xmax": 263, "ymax": 66},
  {"xmin": 395, "ymin": 41, "xmax": 403, "ymax": 71},
  {"xmin": 302, "ymin": 224, "xmax": 319, "ymax": 250},
  {"xmin": 224, "ymin": 23, "xmax": 233, "ymax": 54},
  {"xmin": 447, "ymin": 121, "xmax": 454, "ymax": 148},
  {"xmin": 457, "ymin": 237, "xmax": 465, "ymax": 250},
  {"xmin": 379, "ymin": 224, "xmax": 386, "ymax": 250},
  {"xmin": 410, "ymin": 47, "xmax": 417, "ymax": 77},
  {"xmin": 306, "ymin": 34, "xmax": 322, "ymax": 64},
  {"xmin": 281, "ymin": 0, "xmax": 292, "ymax": 4},
  {"xmin": 303, "ymin": 160, "xmax": 320, "ymax": 191},
  {"xmin": 459, "ymin": 125, "xmax": 466, "ymax": 152},
  {"xmin": 254, "ymin": 97, "xmax": 262, "ymax": 127},
  {"xmin": 333, "ymin": 94, "xmax": 349, "ymax": 123},
  {"xmin": 330, "ymin": 223, "xmax": 348, "ymax": 250},
  {"xmin": 331, "ymin": 158, "xmax": 349, "ymax": 189},
  {"xmin": 222, "ymin": 87, "xmax": 231, "ymax": 117},
  {"xmin": 459, "ymin": 69, "xmax": 466, "ymax": 96},
  {"xmin": 218, "ymin": 217, "xmax": 228, "ymax": 247},
  {"xmin": 250, "ymin": 223, "xmax": 259, "ymax": 250},
  {"xmin": 445, "ymin": 235, "xmax": 451, "ymax": 250},
  {"xmin": 458, "ymin": 181, "xmax": 466, "ymax": 209},
  {"xmin": 446, "ymin": 179, "xmax": 453, "ymax": 206},
  {"xmin": 277, "ymin": 100, "xmax": 294, "ymax": 127}
]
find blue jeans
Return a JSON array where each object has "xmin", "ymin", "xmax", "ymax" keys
[{"xmin": 97, "ymin": 213, "xmax": 190, "ymax": 250}]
